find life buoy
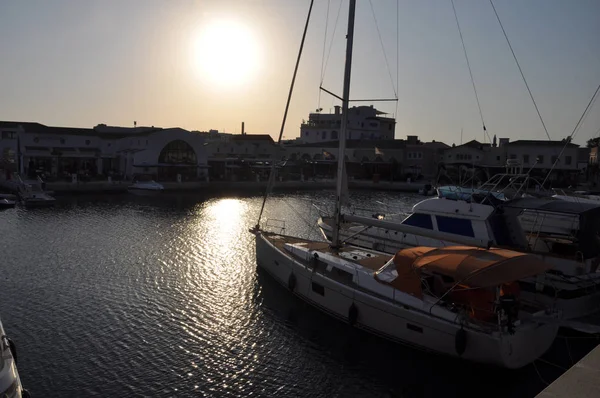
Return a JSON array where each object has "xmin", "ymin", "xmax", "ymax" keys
[
  {"xmin": 455, "ymin": 327, "xmax": 467, "ymax": 357},
  {"xmin": 348, "ymin": 303, "xmax": 358, "ymax": 326},
  {"xmin": 8, "ymin": 337, "xmax": 17, "ymax": 364},
  {"xmin": 288, "ymin": 273, "xmax": 297, "ymax": 291}
]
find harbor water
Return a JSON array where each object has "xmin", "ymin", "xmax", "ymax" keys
[{"xmin": 0, "ymin": 191, "xmax": 595, "ymax": 397}]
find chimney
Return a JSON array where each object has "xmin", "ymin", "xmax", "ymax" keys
[
  {"xmin": 241, "ymin": 122, "xmax": 245, "ymax": 135},
  {"xmin": 334, "ymin": 106, "xmax": 341, "ymax": 115}
]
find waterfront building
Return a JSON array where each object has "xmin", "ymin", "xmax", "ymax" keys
[
  {"xmin": 0, "ymin": 121, "xmax": 209, "ymax": 181},
  {"xmin": 299, "ymin": 105, "xmax": 395, "ymax": 143},
  {"xmin": 282, "ymin": 135, "xmax": 446, "ymax": 181},
  {"xmin": 200, "ymin": 131, "xmax": 280, "ymax": 181},
  {"xmin": 442, "ymin": 137, "xmax": 586, "ymax": 186}
]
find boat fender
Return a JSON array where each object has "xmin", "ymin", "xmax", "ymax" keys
[
  {"xmin": 8, "ymin": 337, "xmax": 17, "ymax": 364},
  {"xmin": 348, "ymin": 303, "xmax": 358, "ymax": 326},
  {"xmin": 288, "ymin": 273, "xmax": 297, "ymax": 291},
  {"xmin": 311, "ymin": 253, "xmax": 319, "ymax": 268},
  {"xmin": 455, "ymin": 327, "xmax": 467, "ymax": 357}
]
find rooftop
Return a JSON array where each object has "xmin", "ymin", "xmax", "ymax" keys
[
  {"xmin": 505, "ymin": 139, "xmax": 579, "ymax": 148},
  {"xmin": 230, "ymin": 134, "xmax": 275, "ymax": 143}
]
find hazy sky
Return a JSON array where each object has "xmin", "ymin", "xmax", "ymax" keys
[{"xmin": 1, "ymin": 0, "xmax": 599, "ymax": 146}]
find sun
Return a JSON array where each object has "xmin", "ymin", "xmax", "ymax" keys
[{"xmin": 193, "ymin": 19, "xmax": 261, "ymax": 87}]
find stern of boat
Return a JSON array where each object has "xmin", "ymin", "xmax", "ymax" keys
[{"xmin": 498, "ymin": 321, "xmax": 559, "ymax": 369}]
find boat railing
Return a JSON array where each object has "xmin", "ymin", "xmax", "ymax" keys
[{"xmin": 264, "ymin": 218, "xmax": 286, "ymax": 234}]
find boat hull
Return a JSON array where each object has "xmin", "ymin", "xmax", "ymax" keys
[
  {"xmin": 0, "ymin": 319, "xmax": 25, "ymax": 398},
  {"xmin": 127, "ymin": 188, "xmax": 163, "ymax": 196},
  {"xmin": 255, "ymin": 232, "xmax": 557, "ymax": 369}
]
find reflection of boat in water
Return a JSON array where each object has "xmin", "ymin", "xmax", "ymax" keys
[
  {"xmin": 253, "ymin": 0, "xmax": 558, "ymax": 369},
  {"xmin": 0, "ymin": 317, "xmax": 29, "ymax": 397},
  {"xmin": 127, "ymin": 180, "xmax": 164, "ymax": 195}
]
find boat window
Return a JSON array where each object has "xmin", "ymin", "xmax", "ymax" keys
[
  {"xmin": 435, "ymin": 216, "xmax": 474, "ymax": 237},
  {"xmin": 402, "ymin": 213, "xmax": 433, "ymax": 229},
  {"xmin": 311, "ymin": 282, "xmax": 325, "ymax": 296}
]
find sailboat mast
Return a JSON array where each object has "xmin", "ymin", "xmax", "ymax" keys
[{"xmin": 331, "ymin": 0, "xmax": 356, "ymax": 248}]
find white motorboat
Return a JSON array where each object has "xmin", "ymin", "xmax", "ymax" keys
[
  {"xmin": 0, "ymin": 317, "xmax": 28, "ymax": 397},
  {"xmin": 127, "ymin": 180, "xmax": 164, "ymax": 195},
  {"xmin": 18, "ymin": 179, "xmax": 56, "ymax": 208},
  {"xmin": 253, "ymin": 0, "xmax": 558, "ymax": 369}
]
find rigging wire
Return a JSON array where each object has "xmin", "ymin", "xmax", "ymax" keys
[
  {"xmin": 569, "ymin": 83, "xmax": 600, "ymax": 141},
  {"xmin": 395, "ymin": 0, "xmax": 400, "ymax": 122},
  {"xmin": 489, "ymin": 0, "xmax": 552, "ymax": 141},
  {"xmin": 450, "ymin": 0, "xmax": 491, "ymax": 143},
  {"xmin": 317, "ymin": 0, "xmax": 332, "ymax": 109},
  {"xmin": 541, "ymin": 81, "xmax": 600, "ymax": 187},
  {"xmin": 368, "ymin": 0, "xmax": 398, "ymax": 99},
  {"xmin": 320, "ymin": 0, "xmax": 344, "ymax": 87},
  {"xmin": 255, "ymin": 0, "xmax": 315, "ymax": 229},
  {"xmin": 532, "ymin": 361, "xmax": 550, "ymax": 386}
]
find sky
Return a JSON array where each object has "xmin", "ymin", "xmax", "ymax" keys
[{"xmin": 1, "ymin": 0, "xmax": 599, "ymax": 146}]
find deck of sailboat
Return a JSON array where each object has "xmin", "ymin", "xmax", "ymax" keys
[{"xmin": 261, "ymin": 231, "xmax": 392, "ymax": 271}]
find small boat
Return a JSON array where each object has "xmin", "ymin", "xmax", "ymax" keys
[
  {"xmin": 128, "ymin": 180, "xmax": 164, "ymax": 195},
  {"xmin": 18, "ymin": 179, "xmax": 56, "ymax": 208},
  {"xmin": 0, "ymin": 198, "xmax": 16, "ymax": 210},
  {"xmin": 0, "ymin": 317, "xmax": 28, "ymax": 397}
]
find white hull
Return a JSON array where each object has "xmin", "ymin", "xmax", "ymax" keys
[
  {"xmin": 21, "ymin": 194, "xmax": 56, "ymax": 207},
  {"xmin": 127, "ymin": 188, "xmax": 163, "ymax": 196},
  {"xmin": 0, "ymin": 319, "xmax": 25, "ymax": 397},
  {"xmin": 255, "ymin": 232, "xmax": 557, "ymax": 369},
  {"xmin": 128, "ymin": 181, "xmax": 164, "ymax": 195}
]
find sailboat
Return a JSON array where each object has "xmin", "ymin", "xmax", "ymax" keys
[{"xmin": 252, "ymin": 0, "xmax": 558, "ymax": 369}]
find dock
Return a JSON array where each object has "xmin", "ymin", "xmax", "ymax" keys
[
  {"xmin": 37, "ymin": 179, "xmax": 429, "ymax": 195},
  {"xmin": 537, "ymin": 343, "xmax": 600, "ymax": 397}
]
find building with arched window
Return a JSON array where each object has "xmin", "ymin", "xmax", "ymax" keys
[
  {"xmin": 0, "ymin": 121, "xmax": 209, "ymax": 182},
  {"xmin": 129, "ymin": 128, "xmax": 208, "ymax": 181}
]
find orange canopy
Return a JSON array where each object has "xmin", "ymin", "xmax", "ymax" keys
[{"xmin": 392, "ymin": 246, "xmax": 550, "ymax": 289}]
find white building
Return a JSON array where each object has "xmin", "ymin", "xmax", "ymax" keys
[
  {"xmin": 0, "ymin": 121, "xmax": 209, "ymax": 181},
  {"xmin": 299, "ymin": 105, "xmax": 395, "ymax": 143}
]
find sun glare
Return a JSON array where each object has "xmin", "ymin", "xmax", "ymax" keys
[{"xmin": 194, "ymin": 19, "xmax": 261, "ymax": 87}]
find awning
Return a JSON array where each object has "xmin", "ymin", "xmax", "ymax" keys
[{"xmin": 391, "ymin": 246, "xmax": 550, "ymax": 288}]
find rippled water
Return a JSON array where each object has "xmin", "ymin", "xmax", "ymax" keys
[{"xmin": 0, "ymin": 191, "xmax": 594, "ymax": 397}]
